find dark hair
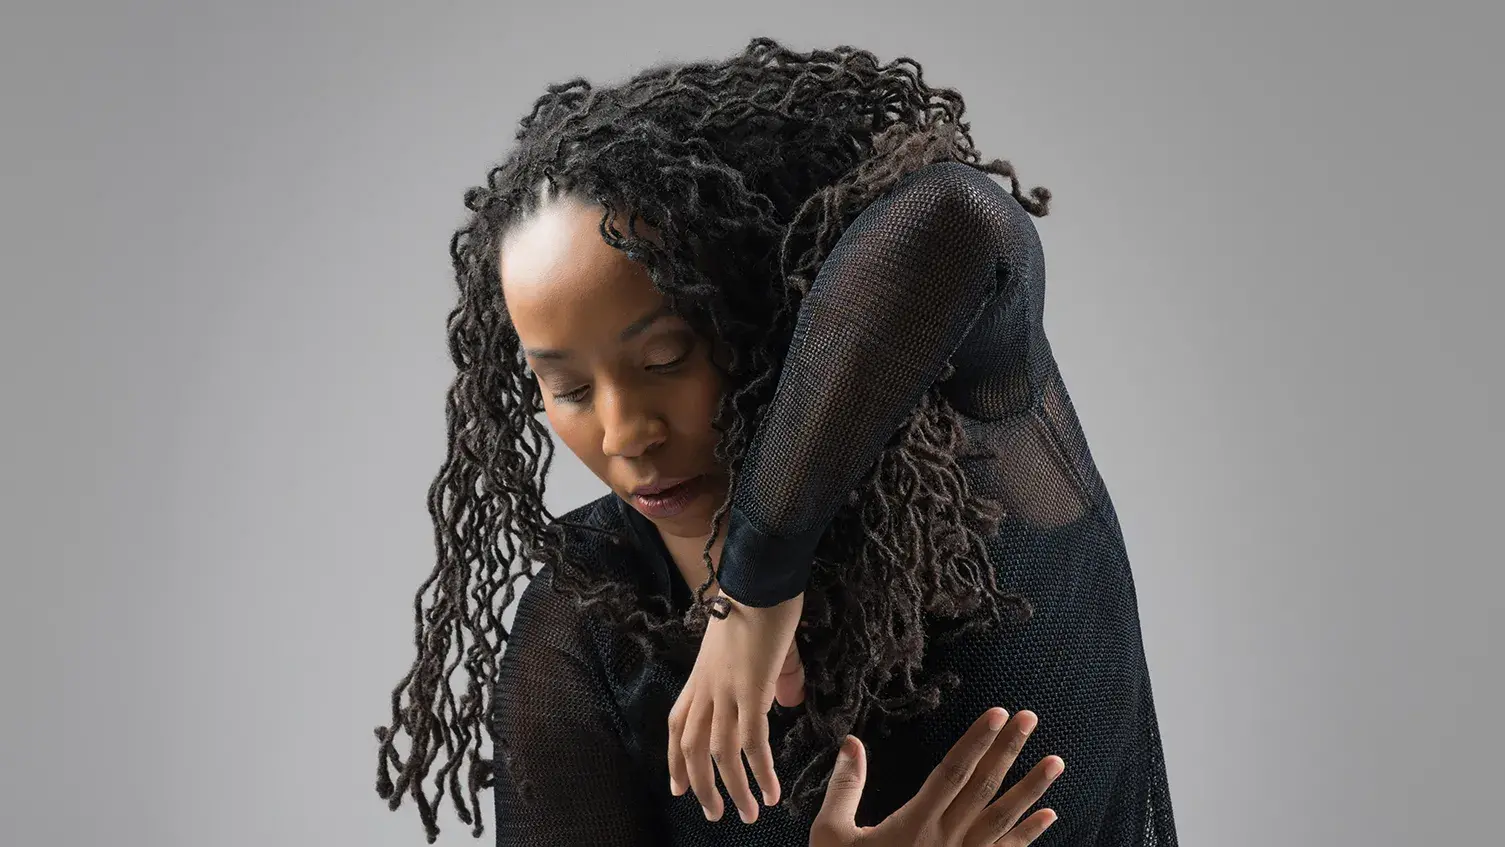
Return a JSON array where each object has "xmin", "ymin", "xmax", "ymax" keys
[{"xmin": 374, "ymin": 36, "xmax": 1050, "ymax": 841}]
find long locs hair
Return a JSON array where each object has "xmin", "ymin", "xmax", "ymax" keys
[{"xmin": 374, "ymin": 36, "xmax": 1050, "ymax": 842}]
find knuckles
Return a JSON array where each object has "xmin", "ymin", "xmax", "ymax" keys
[{"xmin": 939, "ymin": 761, "xmax": 972, "ymax": 790}]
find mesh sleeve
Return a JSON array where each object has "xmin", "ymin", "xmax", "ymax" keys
[
  {"xmin": 716, "ymin": 161, "xmax": 1043, "ymax": 607},
  {"xmin": 489, "ymin": 572, "xmax": 664, "ymax": 845}
]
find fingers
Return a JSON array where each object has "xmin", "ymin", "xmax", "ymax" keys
[
  {"xmin": 670, "ymin": 683, "xmax": 782, "ymax": 826},
  {"xmin": 947, "ymin": 709, "xmax": 1037, "ymax": 831},
  {"xmin": 712, "ymin": 695, "xmax": 759, "ymax": 823},
  {"xmin": 975, "ymin": 755, "xmax": 1065, "ymax": 846},
  {"xmin": 992, "ymin": 808, "xmax": 1058, "ymax": 846},
  {"xmin": 741, "ymin": 707, "xmax": 780, "ymax": 808},
  {"xmin": 914, "ymin": 707, "xmax": 1009, "ymax": 811},
  {"xmin": 811, "ymin": 735, "xmax": 866, "ymax": 842},
  {"xmin": 667, "ymin": 694, "xmax": 690, "ymax": 797},
  {"xmin": 681, "ymin": 698, "xmax": 722, "ymax": 820}
]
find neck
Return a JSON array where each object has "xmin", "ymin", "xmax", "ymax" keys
[{"xmin": 657, "ymin": 516, "xmax": 727, "ymax": 597}]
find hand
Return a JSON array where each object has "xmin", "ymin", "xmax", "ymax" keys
[
  {"xmin": 774, "ymin": 628, "xmax": 807, "ymax": 709},
  {"xmin": 668, "ymin": 591, "xmax": 804, "ymax": 824},
  {"xmin": 810, "ymin": 708, "xmax": 1064, "ymax": 847}
]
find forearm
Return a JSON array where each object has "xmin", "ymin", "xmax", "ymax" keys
[{"xmin": 717, "ymin": 162, "xmax": 1015, "ymax": 607}]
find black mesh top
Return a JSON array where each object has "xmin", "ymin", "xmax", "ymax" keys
[{"xmin": 489, "ymin": 162, "xmax": 1178, "ymax": 845}]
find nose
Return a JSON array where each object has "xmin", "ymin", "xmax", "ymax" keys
[{"xmin": 598, "ymin": 385, "xmax": 667, "ymax": 459}]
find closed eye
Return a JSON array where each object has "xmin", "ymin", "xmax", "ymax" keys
[
  {"xmin": 550, "ymin": 354, "xmax": 689, "ymax": 404},
  {"xmin": 554, "ymin": 385, "xmax": 590, "ymax": 403},
  {"xmin": 647, "ymin": 354, "xmax": 688, "ymax": 372}
]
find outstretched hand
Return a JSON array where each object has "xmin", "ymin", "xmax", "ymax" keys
[
  {"xmin": 811, "ymin": 708, "xmax": 1064, "ymax": 847},
  {"xmin": 668, "ymin": 590, "xmax": 805, "ymax": 823}
]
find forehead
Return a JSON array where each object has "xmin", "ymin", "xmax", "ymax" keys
[{"xmin": 499, "ymin": 197, "xmax": 667, "ymax": 341}]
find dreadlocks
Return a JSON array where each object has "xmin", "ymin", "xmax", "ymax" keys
[{"xmin": 374, "ymin": 35, "xmax": 1052, "ymax": 842}]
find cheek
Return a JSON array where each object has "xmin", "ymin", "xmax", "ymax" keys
[
  {"xmin": 541, "ymin": 405, "xmax": 601, "ymax": 465},
  {"xmin": 673, "ymin": 370, "xmax": 725, "ymax": 440}
]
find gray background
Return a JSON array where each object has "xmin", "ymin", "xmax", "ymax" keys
[{"xmin": 3, "ymin": 1, "xmax": 1500, "ymax": 844}]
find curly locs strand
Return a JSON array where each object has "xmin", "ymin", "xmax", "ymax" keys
[{"xmin": 374, "ymin": 35, "xmax": 1049, "ymax": 841}]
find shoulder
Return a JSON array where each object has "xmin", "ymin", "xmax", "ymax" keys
[
  {"xmin": 507, "ymin": 492, "xmax": 633, "ymax": 654},
  {"xmin": 554, "ymin": 491, "xmax": 632, "ymax": 565}
]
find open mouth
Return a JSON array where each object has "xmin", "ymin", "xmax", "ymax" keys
[{"xmin": 629, "ymin": 476, "xmax": 705, "ymax": 518}]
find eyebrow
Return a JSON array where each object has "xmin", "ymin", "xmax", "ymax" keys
[{"xmin": 524, "ymin": 304, "xmax": 676, "ymax": 360}]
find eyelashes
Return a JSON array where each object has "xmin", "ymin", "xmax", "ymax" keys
[{"xmin": 550, "ymin": 353, "xmax": 691, "ymax": 404}]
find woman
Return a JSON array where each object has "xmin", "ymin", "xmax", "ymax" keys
[{"xmin": 374, "ymin": 37, "xmax": 1178, "ymax": 845}]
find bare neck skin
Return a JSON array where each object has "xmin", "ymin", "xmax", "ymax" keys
[{"xmin": 657, "ymin": 518, "xmax": 726, "ymax": 599}]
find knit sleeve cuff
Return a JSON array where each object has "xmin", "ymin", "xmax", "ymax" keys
[{"xmin": 714, "ymin": 503, "xmax": 824, "ymax": 608}]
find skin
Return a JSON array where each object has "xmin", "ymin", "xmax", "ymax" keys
[
  {"xmin": 500, "ymin": 190, "xmax": 808, "ymax": 824},
  {"xmin": 499, "ymin": 191, "xmax": 732, "ymax": 590},
  {"xmin": 811, "ymin": 708, "xmax": 1063, "ymax": 846},
  {"xmin": 498, "ymin": 191, "xmax": 1062, "ymax": 841}
]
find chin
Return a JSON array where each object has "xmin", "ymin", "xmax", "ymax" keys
[{"xmin": 655, "ymin": 500, "xmax": 725, "ymax": 538}]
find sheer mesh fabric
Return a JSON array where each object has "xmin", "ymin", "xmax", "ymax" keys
[
  {"xmin": 488, "ymin": 161, "xmax": 1178, "ymax": 845},
  {"xmin": 490, "ymin": 569, "xmax": 663, "ymax": 845}
]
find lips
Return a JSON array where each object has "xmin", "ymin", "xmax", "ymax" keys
[
  {"xmin": 627, "ymin": 475, "xmax": 706, "ymax": 519},
  {"xmin": 629, "ymin": 477, "xmax": 697, "ymax": 497}
]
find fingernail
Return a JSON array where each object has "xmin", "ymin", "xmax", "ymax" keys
[
  {"xmin": 1016, "ymin": 710, "xmax": 1037, "ymax": 735},
  {"xmin": 739, "ymin": 807, "xmax": 754, "ymax": 824},
  {"xmin": 987, "ymin": 708, "xmax": 1007, "ymax": 731},
  {"xmin": 840, "ymin": 735, "xmax": 856, "ymax": 758}
]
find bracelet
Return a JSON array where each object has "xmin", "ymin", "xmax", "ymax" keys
[{"xmin": 705, "ymin": 595, "xmax": 733, "ymax": 620}]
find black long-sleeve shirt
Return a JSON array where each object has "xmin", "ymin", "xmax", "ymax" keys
[{"xmin": 488, "ymin": 162, "xmax": 1179, "ymax": 845}]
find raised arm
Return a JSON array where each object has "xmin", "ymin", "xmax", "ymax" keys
[{"xmin": 716, "ymin": 160, "xmax": 1044, "ymax": 607}]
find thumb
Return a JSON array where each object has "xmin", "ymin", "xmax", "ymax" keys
[{"xmin": 813, "ymin": 735, "xmax": 866, "ymax": 835}]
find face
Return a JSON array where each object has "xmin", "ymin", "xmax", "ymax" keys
[{"xmin": 499, "ymin": 192, "xmax": 731, "ymax": 544}]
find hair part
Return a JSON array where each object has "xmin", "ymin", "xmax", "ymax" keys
[{"xmin": 374, "ymin": 35, "xmax": 1050, "ymax": 842}]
